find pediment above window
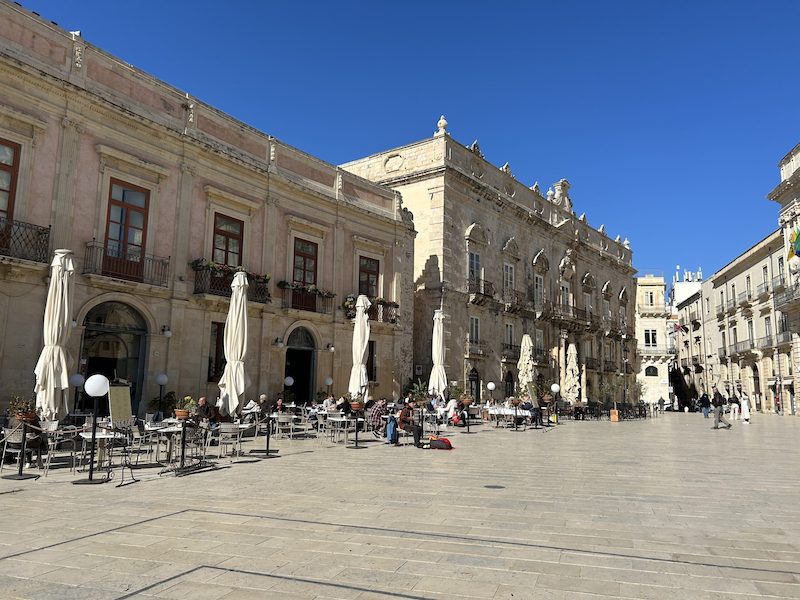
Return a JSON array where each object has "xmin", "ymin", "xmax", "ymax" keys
[
  {"xmin": 532, "ymin": 249, "xmax": 549, "ymax": 274},
  {"xmin": 502, "ymin": 237, "xmax": 520, "ymax": 261},
  {"xmin": 465, "ymin": 222, "xmax": 487, "ymax": 245}
]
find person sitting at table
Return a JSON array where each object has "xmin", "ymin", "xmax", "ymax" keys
[
  {"xmin": 196, "ymin": 396, "xmax": 216, "ymax": 423},
  {"xmin": 322, "ymin": 394, "xmax": 336, "ymax": 411},
  {"xmin": 336, "ymin": 396, "xmax": 352, "ymax": 416},
  {"xmin": 398, "ymin": 400, "xmax": 423, "ymax": 447},
  {"xmin": 444, "ymin": 396, "xmax": 459, "ymax": 422},
  {"xmin": 369, "ymin": 397, "xmax": 388, "ymax": 438},
  {"xmin": 275, "ymin": 396, "xmax": 287, "ymax": 413},
  {"xmin": 573, "ymin": 401, "xmax": 585, "ymax": 420}
]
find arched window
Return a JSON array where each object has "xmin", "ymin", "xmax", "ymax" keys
[{"xmin": 645, "ymin": 366, "xmax": 658, "ymax": 377}]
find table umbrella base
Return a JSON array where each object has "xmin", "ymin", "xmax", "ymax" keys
[
  {"xmin": 73, "ymin": 477, "xmax": 109, "ymax": 485},
  {"xmin": 250, "ymin": 449, "xmax": 280, "ymax": 457},
  {"xmin": 2, "ymin": 473, "xmax": 39, "ymax": 481},
  {"xmin": 346, "ymin": 445, "xmax": 368, "ymax": 450}
]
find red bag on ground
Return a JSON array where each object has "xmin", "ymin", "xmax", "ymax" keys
[{"xmin": 429, "ymin": 437, "xmax": 452, "ymax": 450}]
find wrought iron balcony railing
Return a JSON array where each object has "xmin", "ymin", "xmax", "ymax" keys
[
  {"xmin": 501, "ymin": 343, "xmax": 520, "ymax": 360},
  {"xmin": 0, "ymin": 217, "xmax": 50, "ymax": 263},
  {"xmin": 604, "ymin": 359, "xmax": 617, "ymax": 372},
  {"xmin": 84, "ymin": 241, "xmax": 170, "ymax": 287},
  {"xmin": 366, "ymin": 301, "xmax": 399, "ymax": 324},
  {"xmin": 467, "ymin": 338, "xmax": 489, "ymax": 356},
  {"xmin": 280, "ymin": 287, "xmax": 332, "ymax": 314},
  {"xmin": 776, "ymin": 330, "xmax": 792, "ymax": 345},
  {"xmin": 192, "ymin": 266, "xmax": 270, "ymax": 303},
  {"xmin": 756, "ymin": 335, "xmax": 774, "ymax": 349},
  {"xmin": 775, "ymin": 283, "xmax": 800, "ymax": 311},
  {"xmin": 533, "ymin": 348, "xmax": 548, "ymax": 363},
  {"xmin": 738, "ymin": 291, "xmax": 753, "ymax": 307},
  {"xmin": 718, "ymin": 347, "xmax": 726, "ymax": 358},
  {"xmin": 466, "ymin": 277, "xmax": 495, "ymax": 297},
  {"xmin": 756, "ymin": 281, "xmax": 770, "ymax": 297},
  {"xmin": 585, "ymin": 357, "xmax": 599, "ymax": 370},
  {"xmin": 715, "ymin": 304, "xmax": 725, "ymax": 317}
]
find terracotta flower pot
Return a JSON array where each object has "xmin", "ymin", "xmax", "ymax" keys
[
  {"xmin": 174, "ymin": 409, "xmax": 190, "ymax": 420},
  {"xmin": 15, "ymin": 411, "xmax": 37, "ymax": 423},
  {"xmin": 350, "ymin": 402, "xmax": 364, "ymax": 412}
]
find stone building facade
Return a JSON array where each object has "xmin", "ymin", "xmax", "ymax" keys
[
  {"xmin": 673, "ymin": 232, "xmax": 792, "ymax": 414},
  {"xmin": 635, "ymin": 275, "xmax": 672, "ymax": 406},
  {"xmin": 343, "ymin": 118, "xmax": 637, "ymax": 404},
  {"xmin": 0, "ymin": 4, "xmax": 415, "ymax": 414}
]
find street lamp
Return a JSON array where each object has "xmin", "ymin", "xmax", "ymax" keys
[
  {"xmin": 324, "ymin": 376, "xmax": 333, "ymax": 396},
  {"xmin": 73, "ymin": 373, "xmax": 110, "ymax": 485},
  {"xmin": 156, "ymin": 373, "xmax": 168, "ymax": 418},
  {"xmin": 550, "ymin": 383, "xmax": 560, "ymax": 425},
  {"xmin": 69, "ymin": 373, "xmax": 85, "ymax": 414}
]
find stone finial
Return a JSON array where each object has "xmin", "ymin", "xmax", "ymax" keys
[
  {"xmin": 436, "ymin": 115, "xmax": 448, "ymax": 136},
  {"xmin": 546, "ymin": 187, "xmax": 555, "ymax": 201},
  {"xmin": 614, "ymin": 235, "xmax": 621, "ymax": 243},
  {"xmin": 623, "ymin": 237, "xmax": 630, "ymax": 248},
  {"xmin": 531, "ymin": 181, "xmax": 540, "ymax": 194},
  {"xmin": 578, "ymin": 212, "xmax": 586, "ymax": 222},
  {"xmin": 598, "ymin": 224, "xmax": 606, "ymax": 234},
  {"xmin": 501, "ymin": 162, "xmax": 513, "ymax": 177},
  {"xmin": 468, "ymin": 140, "xmax": 483, "ymax": 157}
]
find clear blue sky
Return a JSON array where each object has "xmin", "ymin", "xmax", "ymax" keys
[{"xmin": 22, "ymin": 1, "xmax": 800, "ymax": 279}]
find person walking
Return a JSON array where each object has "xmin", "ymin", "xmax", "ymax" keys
[
  {"xmin": 738, "ymin": 385, "xmax": 751, "ymax": 424},
  {"xmin": 699, "ymin": 393, "xmax": 711, "ymax": 419},
  {"xmin": 711, "ymin": 387, "xmax": 732, "ymax": 430},
  {"xmin": 729, "ymin": 392, "xmax": 740, "ymax": 420}
]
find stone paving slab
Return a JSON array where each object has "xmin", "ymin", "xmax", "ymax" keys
[{"xmin": 0, "ymin": 414, "xmax": 799, "ymax": 599}]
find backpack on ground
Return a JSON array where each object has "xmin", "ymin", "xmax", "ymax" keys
[{"xmin": 428, "ymin": 436, "xmax": 452, "ymax": 450}]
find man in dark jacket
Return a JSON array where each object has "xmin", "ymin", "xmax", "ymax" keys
[
  {"xmin": 398, "ymin": 400, "xmax": 423, "ymax": 447},
  {"xmin": 711, "ymin": 387, "xmax": 732, "ymax": 430},
  {"xmin": 699, "ymin": 393, "xmax": 711, "ymax": 419}
]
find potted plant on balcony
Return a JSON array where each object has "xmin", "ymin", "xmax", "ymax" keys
[
  {"xmin": 342, "ymin": 294, "xmax": 357, "ymax": 319},
  {"xmin": 8, "ymin": 395, "xmax": 37, "ymax": 422},
  {"xmin": 175, "ymin": 395, "xmax": 196, "ymax": 420}
]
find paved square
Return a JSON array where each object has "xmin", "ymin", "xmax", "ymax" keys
[{"xmin": 1, "ymin": 414, "xmax": 799, "ymax": 599}]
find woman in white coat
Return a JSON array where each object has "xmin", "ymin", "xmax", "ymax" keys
[{"xmin": 738, "ymin": 385, "xmax": 751, "ymax": 424}]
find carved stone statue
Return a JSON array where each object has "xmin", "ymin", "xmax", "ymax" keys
[{"xmin": 559, "ymin": 249, "xmax": 576, "ymax": 281}]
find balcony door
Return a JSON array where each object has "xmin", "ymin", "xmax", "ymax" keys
[
  {"xmin": 0, "ymin": 138, "xmax": 20, "ymax": 255},
  {"xmin": 292, "ymin": 238, "xmax": 318, "ymax": 311},
  {"xmin": 104, "ymin": 179, "xmax": 149, "ymax": 281}
]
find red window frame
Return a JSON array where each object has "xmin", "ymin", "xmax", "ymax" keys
[
  {"xmin": 358, "ymin": 255, "xmax": 379, "ymax": 297},
  {"xmin": 0, "ymin": 137, "xmax": 21, "ymax": 221},
  {"xmin": 293, "ymin": 238, "xmax": 318, "ymax": 286},
  {"xmin": 212, "ymin": 213, "xmax": 244, "ymax": 267},
  {"xmin": 105, "ymin": 178, "xmax": 149, "ymax": 258}
]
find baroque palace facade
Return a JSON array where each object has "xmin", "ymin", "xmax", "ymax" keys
[
  {"xmin": 343, "ymin": 118, "xmax": 637, "ymax": 403},
  {"xmin": 0, "ymin": 3, "xmax": 415, "ymax": 413}
]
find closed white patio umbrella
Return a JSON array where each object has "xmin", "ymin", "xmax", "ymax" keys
[
  {"xmin": 427, "ymin": 309, "xmax": 448, "ymax": 396},
  {"xmin": 517, "ymin": 333, "xmax": 538, "ymax": 406},
  {"xmin": 34, "ymin": 249, "xmax": 75, "ymax": 421},
  {"xmin": 563, "ymin": 342, "xmax": 581, "ymax": 404},
  {"xmin": 217, "ymin": 271, "xmax": 249, "ymax": 416},
  {"xmin": 347, "ymin": 294, "xmax": 371, "ymax": 399}
]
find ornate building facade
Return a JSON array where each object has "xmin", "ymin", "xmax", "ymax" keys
[
  {"xmin": 343, "ymin": 118, "xmax": 637, "ymax": 403},
  {"xmin": 0, "ymin": 4, "xmax": 415, "ymax": 413}
]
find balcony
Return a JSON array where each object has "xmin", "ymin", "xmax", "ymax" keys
[
  {"xmin": 192, "ymin": 265, "xmax": 271, "ymax": 303},
  {"xmin": 501, "ymin": 343, "xmax": 520, "ymax": 361},
  {"xmin": 533, "ymin": 348, "xmax": 548, "ymax": 364},
  {"xmin": 718, "ymin": 347, "xmax": 726, "ymax": 359},
  {"xmin": 726, "ymin": 298, "xmax": 737, "ymax": 314},
  {"xmin": 530, "ymin": 296, "xmax": 551, "ymax": 319},
  {"xmin": 773, "ymin": 274, "xmax": 786, "ymax": 291},
  {"xmin": 775, "ymin": 283, "xmax": 800, "ymax": 311},
  {"xmin": 466, "ymin": 277, "xmax": 494, "ymax": 305},
  {"xmin": 733, "ymin": 340, "xmax": 751, "ymax": 354},
  {"xmin": 501, "ymin": 288, "xmax": 526, "ymax": 313},
  {"xmin": 366, "ymin": 300, "xmax": 399, "ymax": 324},
  {"xmin": 776, "ymin": 330, "xmax": 792, "ymax": 345},
  {"xmin": 637, "ymin": 344, "xmax": 674, "ymax": 356},
  {"xmin": 84, "ymin": 241, "xmax": 170, "ymax": 287},
  {"xmin": 585, "ymin": 357, "xmax": 599, "ymax": 370},
  {"xmin": 603, "ymin": 359, "xmax": 617, "ymax": 372},
  {"xmin": 280, "ymin": 288, "xmax": 333, "ymax": 314},
  {"xmin": 756, "ymin": 281, "xmax": 770, "ymax": 298},
  {"xmin": 625, "ymin": 362, "xmax": 634, "ymax": 375},
  {"xmin": 738, "ymin": 291, "xmax": 753, "ymax": 307},
  {"xmin": 756, "ymin": 335, "xmax": 774, "ymax": 349},
  {"xmin": 0, "ymin": 217, "xmax": 50, "ymax": 263},
  {"xmin": 715, "ymin": 304, "xmax": 725, "ymax": 318},
  {"xmin": 552, "ymin": 303, "xmax": 575, "ymax": 320},
  {"xmin": 466, "ymin": 338, "xmax": 489, "ymax": 356}
]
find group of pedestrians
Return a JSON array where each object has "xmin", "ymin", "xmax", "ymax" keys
[{"xmin": 699, "ymin": 384, "xmax": 751, "ymax": 430}]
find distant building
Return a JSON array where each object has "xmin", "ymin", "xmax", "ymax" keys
[
  {"xmin": 635, "ymin": 275, "xmax": 671, "ymax": 406},
  {"xmin": 343, "ymin": 118, "xmax": 637, "ymax": 404}
]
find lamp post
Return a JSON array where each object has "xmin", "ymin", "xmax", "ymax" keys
[
  {"xmin": 73, "ymin": 373, "xmax": 110, "ymax": 485},
  {"xmin": 69, "ymin": 373, "xmax": 85, "ymax": 416},
  {"xmin": 324, "ymin": 376, "xmax": 333, "ymax": 397},
  {"xmin": 550, "ymin": 383, "xmax": 560, "ymax": 425}
]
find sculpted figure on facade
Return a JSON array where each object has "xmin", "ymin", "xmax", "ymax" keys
[{"xmin": 559, "ymin": 249, "xmax": 576, "ymax": 281}]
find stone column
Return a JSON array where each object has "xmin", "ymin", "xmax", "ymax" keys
[
  {"xmin": 50, "ymin": 118, "xmax": 82, "ymax": 250},
  {"xmin": 171, "ymin": 163, "xmax": 195, "ymax": 297}
]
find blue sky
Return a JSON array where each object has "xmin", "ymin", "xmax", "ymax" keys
[{"xmin": 22, "ymin": 1, "xmax": 800, "ymax": 279}]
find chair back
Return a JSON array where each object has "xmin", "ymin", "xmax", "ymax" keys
[{"xmin": 4, "ymin": 427, "xmax": 25, "ymax": 444}]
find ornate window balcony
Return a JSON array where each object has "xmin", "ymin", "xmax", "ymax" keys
[
  {"xmin": 466, "ymin": 277, "xmax": 495, "ymax": 304},
  {"xmin": 585, "ymin": 357, "xmax": 599, "ymax": 370},
  {"xmin": 280, "ymin": 288, "xmax": 332, "ymax": 314},
  {"xmin": 191, "ymin": 260, "xmax": 270, "ymax": 303},
  {"xmin": 501, "ymin": 343, "xmax": 520, "ymax": 361},
  {"xmin": 85, "ymin": 240, "xmax": 170, "ymax": 287},
  {"xmin": 0, "ymin": 217, "xmax": 50, "ymax": 263}
]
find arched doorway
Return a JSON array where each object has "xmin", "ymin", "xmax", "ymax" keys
[
  {"xmin": 80, "ymin": 302, "xmax": 147, "ymax": 415},
  {"xmin": 285, "ymin": 327, "xmax": 316, "ymax": 404},
  {"xmin": 504, "ymin": 371, "xmax": 515, "ymax": 399},
  {"xmin": 468, "ymin": 367, "xmax": 481, "ymax": 402}
]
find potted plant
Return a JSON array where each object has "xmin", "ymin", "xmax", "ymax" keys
[
  {"xmin": 349, "ymin": 393, "xmax": 365, "ymax": 412},
  {"xmin": 175, "ymin": 395, "xmax": 196, "ymax": 420},
  {"xmin": 149, "ymin": 390, "xmax": 177, "ymax": 419},
  {"xmin": 9, "ymin": 395, "xmax": 37, "ymax": 422}
]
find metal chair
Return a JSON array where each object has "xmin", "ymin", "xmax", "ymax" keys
[{"xmin": 217, "ymin": 423, "xmax": 242, "ymax": 460}]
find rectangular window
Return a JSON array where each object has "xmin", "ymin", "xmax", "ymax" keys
[
  {"xmin": 584, "ymin": 339, "xmax": 592, "ymax": 358},
  {"xmin": 778, "ymin": 257, "xmax": 785, "ymax": 278},
  {"xmin": 0, "ymin": 138, "xmax": 21, "ymax": 220},
  {"xmin": 358, "ymin": 255, "xmax": 380, "ymax": 297},
  {"xmin": 731, "ymin": 284, "xmax": 736, "ymax": 301},
  {"xmin": 765, "ymin": 316, "xmax": 772, "ymax": 338},
  {"xmin": 584, "ymin": 291, "xmax": 592, "ymax": 313},
  {"xmin": 106, "ymin": 179, "xmax": 149, "ymax": 260},
  {"xmin": 535, "ymin": 328, "xmax": 544, "ymax": 354},
  {"xmin": 762, "ymin": 265, "xmax": 769, "ymax": 284},
  {"xmin": 732, "ymin": 327, "xmax": 738, "ymax": 345},
  {"xmin": 746, "ymin": 276, "xmax": 751, "ymax": 295},
  {"xmin": 503, "ymin": 263, "xmax": 514, "ymax": 291},
  {"xmin": 469, "ymin": 316, "xmax": 480, "ymax": 343},
  {"xmin": 747, "ymin": 319, "xmax": 754, "ymax": 342},
  {"xmin": 644, "ymin": 329, "xmax": 657, "ymax": 347},
  {"xmin": 504, "ymin": 323, "xmax": 514, "ymax": 346},
  {"xmin": 366, "ymin": 340, "xmax": 377, "ymax": 382},
  {"xmin": 208, "ymin": 322, "xmax": 226, "ymax": 381},
  {"xmin": 779, "ymin": 312, "xmax": 788, "ymax": 333},
  {"xmin": 293, "ymin": 238, "xmax": 318, "ymax": 285},
  {"xmin": 560, "ymin": 284, "xmax": 570, "ymax": 308},
  {"xmin": 534, "ymin": 275, "xmax": 544, "ymax": 304},
  {"xmin": 721, "ymin": 331, "xmax": 726, "ymax": 350},
  {"xmin": 705, "ymin": 297, "xmax": 710, "ymax": 314},
  {"xmin": 719, "ymin": 290, "xmax": 724, "ymax": 305},
  {"xmin": 212, "ymin": 213, "xmax": 243, "ymax": 266},
  {"xmin": 468, "ymin": 252, "xmax": 481, "ymax": 281},
  {"xmin": 645, "ymin": 291, "xmax": 654, "ymax": 306},
  {"xmin": 603, "ymin": 299, "xmax": 611, "ymax": 318}
]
